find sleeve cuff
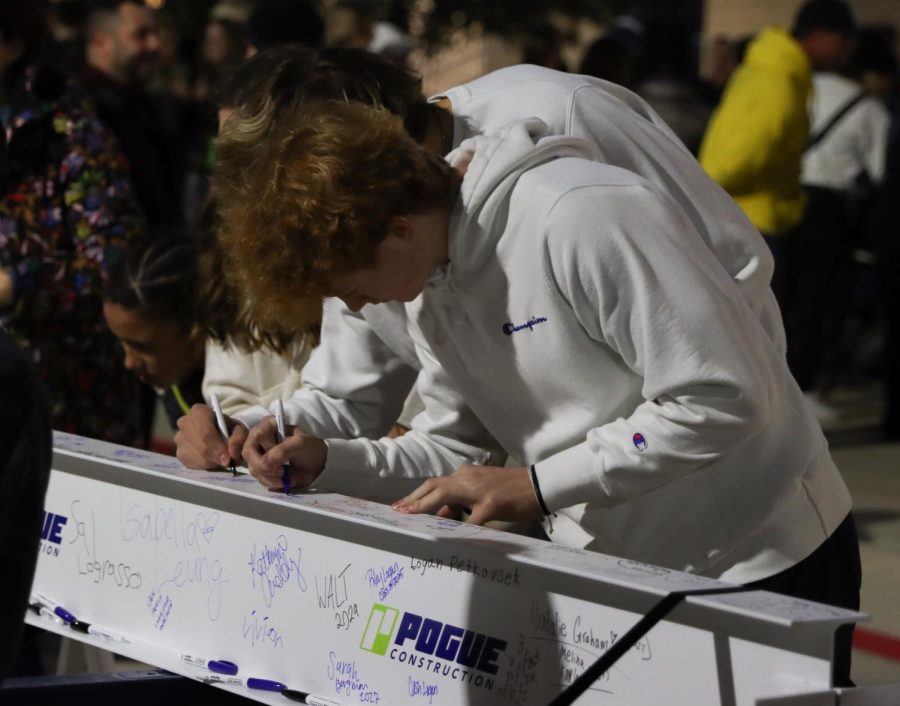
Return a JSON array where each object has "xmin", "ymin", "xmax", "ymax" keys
[
  {"xmin": 319, "ymin": 438, "xmax": 373, "ymax": 480},
  {"xmin": 534, "ymin": 442, "xmax": 613, "ymax": 511}
]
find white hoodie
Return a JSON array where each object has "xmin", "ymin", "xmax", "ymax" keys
[
  {"xmin": 235, "ymin": 66, "xmax": 784, "ymax": 443},
  {"xmin": 317, "ymin": 120, "xmax": 850, "ymax": 583}
]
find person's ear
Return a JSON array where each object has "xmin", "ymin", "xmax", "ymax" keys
[{"xmin": 386, "ymin": 215, "xmax": 415, "ymax": 242}]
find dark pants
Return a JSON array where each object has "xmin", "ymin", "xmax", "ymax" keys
[
  {"xmin": 883, "ymin": 245, "xmax": 900, "ymax": 439},
  {"xmin": 745, "ymin": 513, "xmax": 861, "ymax": 687},
  {"xmin": 763, "ymin": 231, "xmax": 793, "ymax": 317},
  {"xmin": 785, "ymin": 187, "xmax": 853, "ymax": 390}
]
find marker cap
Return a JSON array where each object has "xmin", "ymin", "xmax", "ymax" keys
[
  {"xmin": 247, "ymin": 678, "xmax": 287, "ymax": 691},
  {"xmin": 70, "ymin": 619, "xmax": 91, "ymax": 633},
  {"xmin": 53, "ymin": 606, "xmax": 76, "ymax": 624},
  {"xmin": 208, "ymin": 659, "xmax": 239, "ymax": 675}
]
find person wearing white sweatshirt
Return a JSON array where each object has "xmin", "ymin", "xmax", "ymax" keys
[
  {"xmin": 176, "ymin": 60, "xmax": 783, "ymax": 478},
  {"xmin": 213, "ymin": 97, "xmax": 860, "ymax": 668}
]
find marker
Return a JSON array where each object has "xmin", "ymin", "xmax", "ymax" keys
[
  {"xmin": 70, "ymin": 619, "xmax": 131, "ymax": 643},
  {"xmin": 202, "ymin": 676, "xmax": 287, "ymax": 691},
  {"xmin": 53, "ymin": 605, "xmax": 76, "ymax": 624},
  {"xmin": 274, "ymin": 399, "xmax": 291, "ymax": 495},
  {"xmin": 180, "ymin": 654, "xmax": 239, "ymax": 675},
  {"xmin": 210, "ymin": 393, "xmax": 238, "ymax": 476},
  {"xmin": 281, "ymin": 688, "xmax": 342, "ymax": 705},
  {"xmin": 27, "ymin": 601, "xmax": 64, "ymax": 626}
]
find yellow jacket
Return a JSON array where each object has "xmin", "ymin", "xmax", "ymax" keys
[{"xmin": 700, "ymin": 28, "xmax": 811, "ymax": 235}]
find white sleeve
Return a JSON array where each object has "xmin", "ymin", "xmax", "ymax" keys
[
  {"xmin": 313, "ymin": 338, "xmax": 506, "ymax": 498},
  {"xmin": 859, "ymin": 99, "xmax": 892, "ymax": 184},
  {"xmin": 534, "ymin": 183, "xmax": 775, "ymax": 510},
  {"xmin": 202, "ymin": 339, "xmax": 309, "ymax": 417},
  {"xmin": 234, "ymin": 297, "xmax": 419, "ymax": 437}
]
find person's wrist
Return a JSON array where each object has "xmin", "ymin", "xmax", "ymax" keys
[
  {"xmin": 529, "ymin": 464, "xmax": 553, "ymax": 517},
  {"xmin": 316, "ymin": 437, "xmax": 329, "ymax": 475}
]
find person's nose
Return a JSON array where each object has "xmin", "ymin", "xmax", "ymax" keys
[
  {"xmin": 123, "ymin": 347, "xmax": 145, "ymax": 374},
  {"xmin": 144, "ymin": 30, "xmax": 161, "ymax": 54}
]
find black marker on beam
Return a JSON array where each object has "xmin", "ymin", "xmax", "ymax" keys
[{"xmin": 281, "ymin": 687, "xmax": 342, "ymax": 705}]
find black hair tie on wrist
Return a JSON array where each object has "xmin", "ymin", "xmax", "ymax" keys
[{"xmin": 530, "ymin": 464, "xmax": 554, "ymax": 517}]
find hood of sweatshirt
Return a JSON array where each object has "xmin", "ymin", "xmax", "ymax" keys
[{"xmin": 440, "ymin": 118, "xmax": 598, "ymax": 280}]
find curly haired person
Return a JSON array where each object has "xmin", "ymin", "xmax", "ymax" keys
[{"xmin": 213, "ymin": 98, "xmax": 860, "ymax": 683}]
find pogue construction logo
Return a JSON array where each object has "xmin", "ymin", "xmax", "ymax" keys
[
  {"xmin": 360, "ymin": 603, "xmax": 507, "ymax": 692},
  {"xmin": 39, "ymin": 510, "xmax": 68, "ymax": 558}
]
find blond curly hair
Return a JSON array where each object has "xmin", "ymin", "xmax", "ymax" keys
[{"xmin": 213, "ymin": 99, "xmax": 460, "ymax": 332}]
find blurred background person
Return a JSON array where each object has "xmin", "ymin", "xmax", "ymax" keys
[
  {"xmin": 700, "ymin": 0, "xmax": 857, "ymax": 310},
  {"xmin": 580, "ymin": 10, "xmax": 711, "ymax": 154},
  {"xmin": 579, "ymin": 32, "xmax": 639, "ymax": 89},
  {"xmin": 522, "ymin": 24, "xmax": 570, "ymax": 73},
  {"xmin": 787, "ymin": 27, "xmax": 894, "ymax": 428},
  {"xmin": 193, "ymin": 15, "xmax": 246, "ymax": 102},
  {"xmin": 325, "ymin": 0, "xmax": 375, "ymax": 51},
  {"xmin": 184, "ymin": 0, "xmax": 327, "ymax": 229},
  {"xmin": 368, "ymin": 18, "xmax": 413, "ymax": 67},
  {"xmin": 697, "ymin": 33, "xmax": 739, "ymax": 108},
  {"xmin": 79, "ymin": 0, "xmax": 186, "ymax": 230},
  {"xmin": 244, "ymin": 0, "xmax": 325, "ymax": 57},
  {"xmin": 42, "ymin": 0, "xmax": 87, "ymax": 78},
  {"xmin": 0, "ymin": 0, "xmax": 145, "ymax": 448}
]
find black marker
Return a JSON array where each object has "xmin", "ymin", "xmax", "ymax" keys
[
  {"xmin": 281, "ymin": 688, "xmax": 342, "ymax": 705},
  {"xmin": 70, "ymin": 618, "xmax": 131, "ymax": 643}
]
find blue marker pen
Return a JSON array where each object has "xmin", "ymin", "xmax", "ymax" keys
[
  {"xmin": 274, "ymin": 399, "xmax": 292, "ymax": 495},
  {"xmin": 180, "ymin": 654, "xmax": 239, "ymax": 675},
  {"xmin": 53, "ymin": 605, "xmax": 76, "ymax": 624}
]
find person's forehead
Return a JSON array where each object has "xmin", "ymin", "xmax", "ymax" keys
[
  {"xmin": 105, "ymin": 303, "xmax": 177, "ymax": 339},
  {"xmin": 118, "ymin": 2, "xmax": 157, "ymax": 34}
]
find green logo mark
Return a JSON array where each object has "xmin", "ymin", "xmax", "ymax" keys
[{"xmin": 359, "ymin": 603, "xmax": 399, "ymax": 655}]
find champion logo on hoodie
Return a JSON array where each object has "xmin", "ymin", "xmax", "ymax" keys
[
  {"xmin": 632, "ymin": 433, "xmax": 648, "ymax": 451},
  {"xmin": 502, "ymin": 316, "xmax": 548, "ymax": 336}
]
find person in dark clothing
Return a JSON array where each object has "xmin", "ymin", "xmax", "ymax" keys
[
  {"xmin": 869, "ymin": 101, "xmax": 900, "ymax": 439},
  {"xmin": 0, "ymin": 330, "xmax": 52, "ymax": 683},
  {"xmin": 245, "ymin": 0, "xmax": 325, "ymax": 56},
  {"xmin": 79, "ymin": 0, "xmax": 185, "ymax": 228}
]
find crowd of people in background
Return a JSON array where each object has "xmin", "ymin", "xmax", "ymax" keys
[
  {"xmin": 1, "ymin": 0, "xmax": 899, "ymax": 681},
  {"xmin": 1, "ymin": 0, "xmax": 898, "ymax": 454}
]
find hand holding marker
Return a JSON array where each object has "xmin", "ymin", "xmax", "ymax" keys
[
  {"xmin": 275, "ymin": 398, "xmax": 292, "ymax": 495},
  {"xmin": 210, "ymin": 393, "xmax": 238, "ymax": 476}
]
